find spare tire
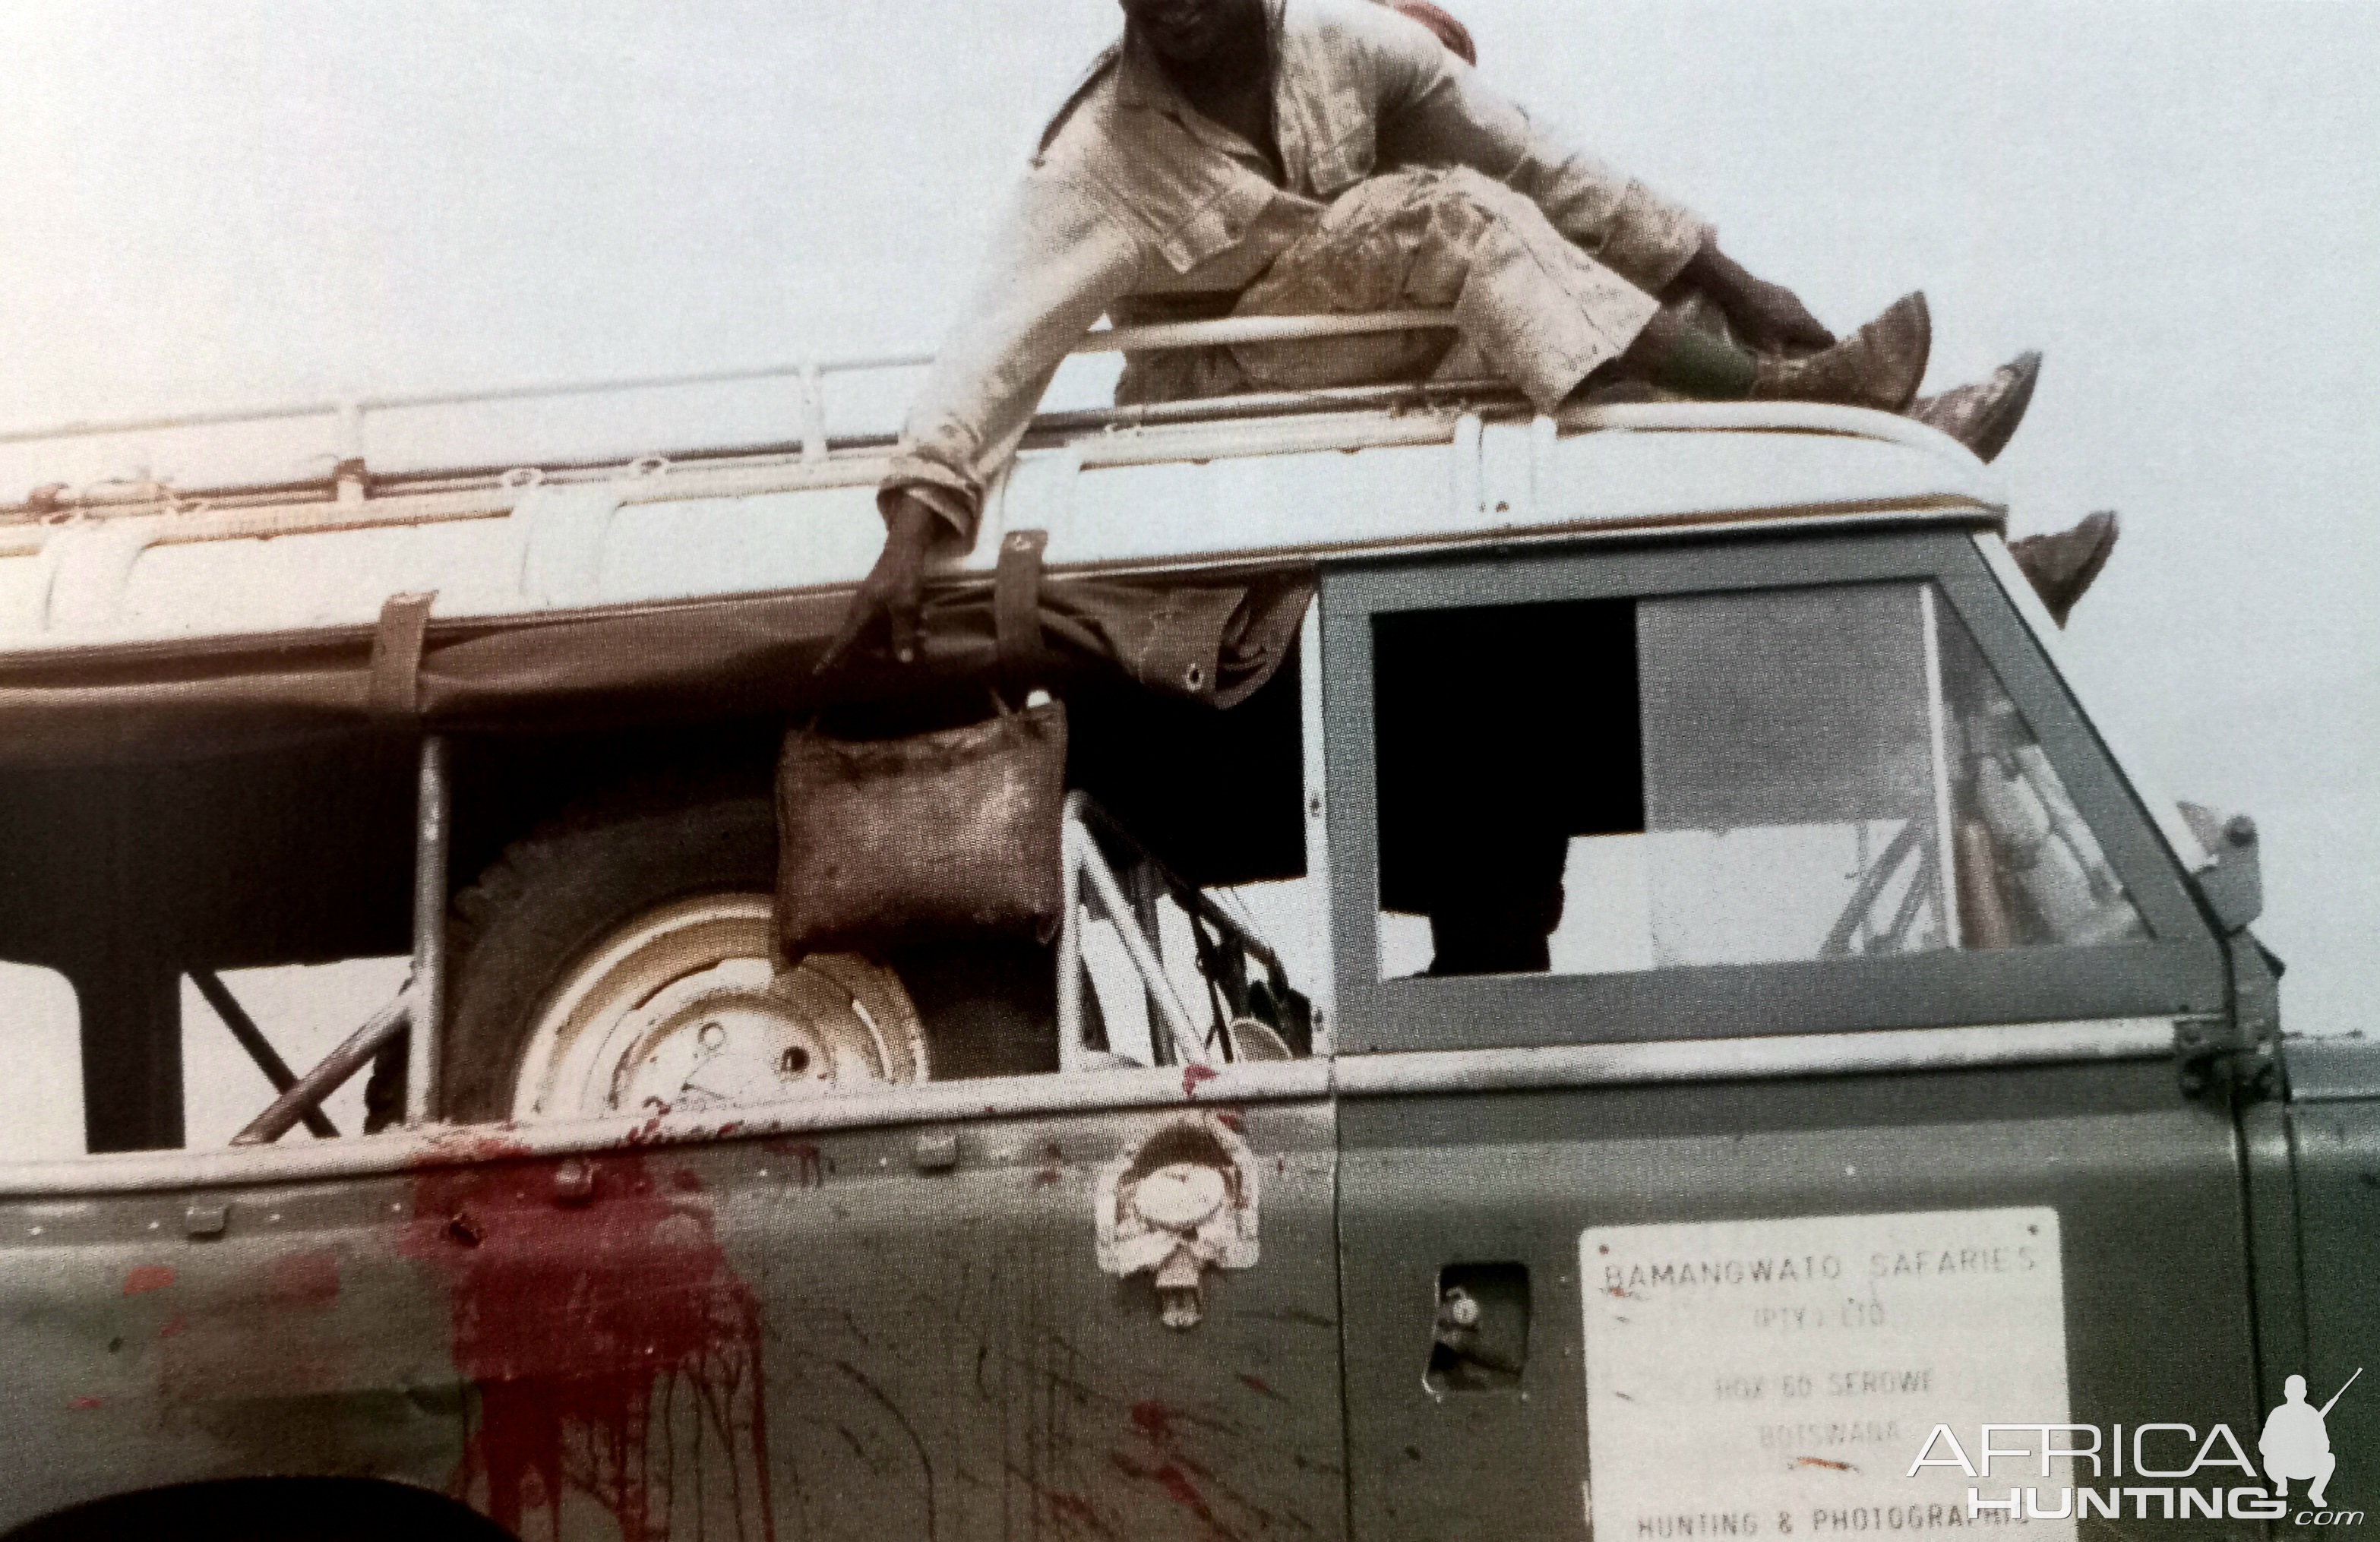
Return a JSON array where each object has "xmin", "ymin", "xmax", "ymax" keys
[{"xmin": 431, "ymin": 790, "xmax": 1057, "ymax": 1126}]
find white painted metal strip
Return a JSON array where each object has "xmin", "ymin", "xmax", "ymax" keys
[
  {"xmin": 0, "ymin": 1019, "xmax": 2168, "ymax": 1198},
  {"xmin": 1333, "ymin": 1017, "xmax": 2176, "ymax": 1098},
  {"xmin": 0, "ymin": 1059, "xmax": 1333, "ymax": 1198}
]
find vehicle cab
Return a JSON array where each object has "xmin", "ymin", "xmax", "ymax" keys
[{"xmin": 0, "ymin": 360, "xmax": 2356, "ymax": 1540}]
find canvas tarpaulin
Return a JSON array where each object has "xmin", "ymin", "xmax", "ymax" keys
[{"xmin": 0, "ymin": 563, "xmax": 1313, "ymax": 764}]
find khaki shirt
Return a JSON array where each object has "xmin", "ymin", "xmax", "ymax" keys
[{"xmin": 884, "ymin": 0, "xmax": 1713, "ymax": 541}]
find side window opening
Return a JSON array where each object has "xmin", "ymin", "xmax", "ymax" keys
[
  {"xmin": 0, "ymin": 739, "xmax": 416, "ymax": 1155},
  {"xmin": 0, "ymin": 964, "xmax": 84, "ymax": 1160},
  {"xmin": 1372, "ymin": 583, "xmax": 2144, "ymax": 981},
  {"xmin": 1066, "ymin": 810, "xmax": 1317, "ymax": 1070},
  {"xmin": 1936, "ymin": 615, "xmax": 2145, "ymax": 950},
  {"xmin": 1060, "ymin": 645, "xmax": 1321, "ymax": 1070},
  {"xmin": 180, "ymin": 957, "xmax": 412, "ymax": 1148}
]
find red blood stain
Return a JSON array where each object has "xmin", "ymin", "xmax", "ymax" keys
[
  {"xmin": 1042, "ymin": 1489, "xmax": 1111, "ymax": 1535},
  {"xmin": 403, "ymin": 1149, "xmax": 773, "ymax": 1542},
  {"xmin": 266, "ymin": 1249, "xmax": 340, "ymax": 1309},
  {"xmin": 1111, "ymin": 1452, "xmax": 1236, "ymax": 1540},
  {"xmin": 67, "ymin": 1396, "xmax": 102, "ymax": 1411},
  {"xmin": 1237, "ymin": 1373, "xmax": 1278, "ymax": 1399},
  {"xmin": 1794, "ymin": 1455, "xmax": 1855, "ymax": 1472},
  {"xmin": 121, "ymin": 1266, "xmax": 175, "ymax": 1296},
  {"xmin": 671, "ymin": 1168, "xmax": 703, "ymax": 1193},
  {"xmin": 1181, "ymin": 1064, "xmax": 1218, "ymax": 1097},
  {"xmin": 1013, "ymin": 1474, "xmax": 1120, "ymax": 1540},
  {"xmin": 1213, "ymin": 1111, "xmax": 1245, "ymax": 1133},
  {"xmin": 147, "ymin": 1247, "xmax": 352, "ymax": 1411},
  {"xmin": 763, "ymin": 1139, "xmax": 823, "ymax": 1188},
  {"xmin": 1130, "ymin": 1399, "xmax": 1174, "ymax": 1443},
  {"xmin": 1154, "ymin": 1465, "xmax": 1225, "ymax": 1532}
]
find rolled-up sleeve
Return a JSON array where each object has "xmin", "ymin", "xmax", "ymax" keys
[
  {"xmin": 880, "ymin": 168, "xmax": 1145, "ymax": 545},
  {"xmin": 1367, "ymin": 11, "xmax": 1714, "ymax": 293}
]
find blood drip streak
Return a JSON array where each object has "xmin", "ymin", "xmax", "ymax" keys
[{"xmin": 403, "ymin": 1147, "xmax": 774, "ymax": 1542}]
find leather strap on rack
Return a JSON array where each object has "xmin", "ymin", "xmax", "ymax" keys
[
  {"xmin": 368, "ymin": 591, "xmax": 437, "ymax": 718},
  {"xmin": 994, "ymin": 529, "xmax": 1051, "ymax": 694}
]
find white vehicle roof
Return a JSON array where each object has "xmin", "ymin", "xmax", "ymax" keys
[{"xmin": 0, "ymin": 393, "xmax": 2002, "ymax": 653}]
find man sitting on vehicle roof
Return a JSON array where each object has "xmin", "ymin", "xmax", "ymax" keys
[{"xmin": 831, "ymin": 0, "xmax": 2053, "ymax": 662}]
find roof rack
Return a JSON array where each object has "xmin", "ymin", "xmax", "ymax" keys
[
  {"xmin": 0, "ymin": 308, "xmax": 1461, "ymax": 505},
  {"xmin": 0, "ymin": 306, "xmax": 1981, "ymax": 532}
]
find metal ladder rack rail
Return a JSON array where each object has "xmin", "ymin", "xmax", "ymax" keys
[{"xmin": 0, "ymin": 309, "xmax": 1464, "ymax": 506}]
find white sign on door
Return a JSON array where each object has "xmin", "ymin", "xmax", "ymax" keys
[{"xmin": 1581, "ymin": 1208, "xmax": 2071, "ymax": 1541}]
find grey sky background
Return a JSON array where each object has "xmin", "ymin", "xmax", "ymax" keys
[{"xmin": 0, "ymin": 0, "xmax": 2368, "ymax": 1128}]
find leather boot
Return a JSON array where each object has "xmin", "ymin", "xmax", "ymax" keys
[
  {"xmin": 2009, "ymin": 510, "xmax": 2119, "ymax": 627},
  {"xmin": 1749, "ymin": 292, "xmax": 1931, "ymax": 412},
  {"xmin": 1911, "ymin": 351, "xmax": 2041, "ymax": 463}
]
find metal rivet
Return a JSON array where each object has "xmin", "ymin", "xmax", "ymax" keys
[{"xmin": 914, "ymin": 1132, "xmax": 959, "ymax": 1172}]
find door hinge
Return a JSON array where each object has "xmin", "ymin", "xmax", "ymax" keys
[{"xmin": 2173, "ymin": 1013, "xmax": 2276, "ymax": 1101}]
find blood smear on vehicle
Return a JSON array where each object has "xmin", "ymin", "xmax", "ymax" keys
[
  {"xmin": 403, "ymin": 1150, "xmax": 774, "ymax": 1542},
  {"xmin": 121, "ymin": 1265, "xmax": 175, "ymax": 1295}
]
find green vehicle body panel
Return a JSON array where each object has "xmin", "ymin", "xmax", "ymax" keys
[
  {"xmin": 0, "ymin": 513, "xmax": 2354, "ymax": 1541},
  {"xmin": 1339, "ymin": 1067, "xmax": 2265, "ymax": 1539},
  {"xmin": 2270, "ymin": 1043, "xmax": 2380, "ymax": 1518},
  {"xmin": 0, "ymin": 1103, "xmax": 1345, "ymax": 1538}
]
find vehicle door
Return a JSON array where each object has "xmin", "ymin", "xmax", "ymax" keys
[
  {"xmin": 643, "ymin": 1055, "xmax": 1345, "ymax": 1542},
  {"xmin": 1320, "ymin": 529, "xmax": 2255, "ymax": 1539}
]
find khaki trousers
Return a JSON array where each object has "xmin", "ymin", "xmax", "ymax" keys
[{"xmin": 1115, "ymin": 166, "xmax": 1664, "ymax": 412}]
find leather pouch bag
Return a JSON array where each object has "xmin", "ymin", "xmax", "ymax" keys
[{"xmin": 776, "ymin": 698, "xmax": 1067, "ymax": 959}]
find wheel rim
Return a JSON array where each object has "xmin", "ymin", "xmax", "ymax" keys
[{"xmin": 508, "ymin": 892, "xmax": 926, "ymax": 1122}]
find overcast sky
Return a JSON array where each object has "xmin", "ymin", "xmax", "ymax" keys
[{"xmin": 0, "ymin": 0, "xmax": 2368, "ymax": 1140}]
